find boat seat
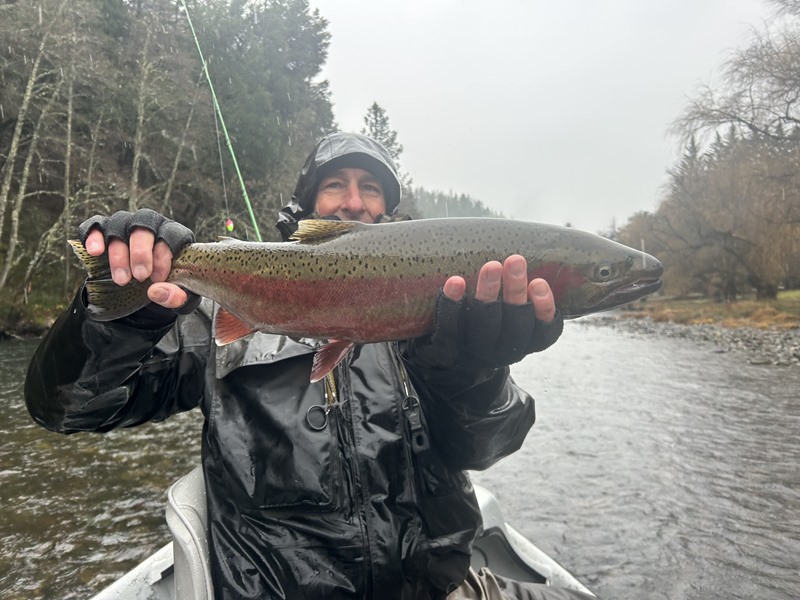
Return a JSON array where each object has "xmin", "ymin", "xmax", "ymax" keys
[
  {"xmin": 164, "ymin": 468, "xmax": 593, "ymax": 598},
  {"xmin": 162, "ymin": 468, "xmax": 539, "ymax": 598},
  {"xmin": 166, "ymin": 465, "xmax": 213, "ymax": 600}
]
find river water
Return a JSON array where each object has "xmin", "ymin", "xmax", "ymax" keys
[{"xmin": 2, "ymin": 322, "xmax": 799, "ymax": 600}]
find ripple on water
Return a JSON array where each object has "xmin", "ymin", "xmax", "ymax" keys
[
  {"xmin": 471, "ymin": 322, "xmax": 800, "ymax": 600},
  {"xmin": 1, "ymin": 339, "xmax": 203, "ymax": 600}
]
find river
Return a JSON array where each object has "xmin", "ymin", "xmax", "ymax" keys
[{"xmin": 2, "ymin": 321, "xmax": 799, "ymax": 600}]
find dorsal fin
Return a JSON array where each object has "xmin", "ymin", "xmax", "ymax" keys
[{"xmin": 290, "ymin": 219, "xmax": 361, "ymax": 244}]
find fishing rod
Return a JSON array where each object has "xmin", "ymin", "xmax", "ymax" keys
[{"xmin": 178, "ymin": 0, "xmax": 263, "ymax": 241}]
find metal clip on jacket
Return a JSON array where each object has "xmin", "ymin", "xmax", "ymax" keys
[
  {"xmin": 305, "ymin": 403, "xmax": 330, "ymax": 431},
  {"xmin": 306, "ymin": 371, "xmax": 340, "ymax": 431}
]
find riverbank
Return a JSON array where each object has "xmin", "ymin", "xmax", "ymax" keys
[
  {"xmin": 582, "ymin": 311, "xmax": 800, "ymax": 367},
  {"xmin": 0, "ymin": 322, "xmax": 50, "ymax": 341},
  {"xmin": 623, "ymin": 291, "xmax": 800, "ymax": 329},
  {"xmin": 0, "ymin": 294, "xmax": 61, "ymax": 341},
  {"xmin": 0, "ymin": 300, "xmax": 53, "ymax": 339},
  {"xmin": 582, "ymin": 292, "xmax": 800, "ymax": 367}
]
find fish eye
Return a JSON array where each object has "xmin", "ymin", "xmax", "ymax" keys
[{"xmin": 595, "ymin": 264, "xmax": 615, "ymax": 280}]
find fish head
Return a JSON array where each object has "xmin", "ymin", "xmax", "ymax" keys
[{"xmin": 532, "ymin": 230, "xmax": 663, "ymax": 318}]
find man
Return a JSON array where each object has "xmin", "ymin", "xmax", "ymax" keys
[{"xmin": 25, "ymin": 132, "xmax": 593, "ymax": 599}]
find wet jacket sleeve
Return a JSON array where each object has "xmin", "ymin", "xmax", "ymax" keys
[
  {"xmin": 400, "ymin": 353, "xmax": 535, "ymax": 472},
  {"xmin": 25, "ymin": 290, "xmax": 211, "ymax": 434}
]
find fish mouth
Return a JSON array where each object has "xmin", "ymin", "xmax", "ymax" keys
[
  {"xmin": 566, "ymin": 276, "xmax": 663, "ymax": 318},
  {"xmin": 591, "ymin": 277, "xmax": 663, "ymax": 312}
]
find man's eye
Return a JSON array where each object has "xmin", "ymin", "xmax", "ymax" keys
[
  {"xmin": 361, "ymin": 185, "xmax": 381, "ymax": 194},
  {"xmin": 323, "ymin": 181, "xmax": 344, "ymax": 190}
]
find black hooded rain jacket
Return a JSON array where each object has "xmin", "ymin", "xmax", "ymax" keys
[{"xmin": 25, "ymin": 134, "xmax": 537, "ymax": 600}]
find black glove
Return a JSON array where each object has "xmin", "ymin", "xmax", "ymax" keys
[
  {"xmin": 78, "ymin": 208, "xmax": 201, "ymax": 316},
  {"xmin": 78, "ymin": 208, "xmax": 195, "ymax": 258},
  {"xmin": 406, "ymin": 291, "xmax": 564, "ymax": 371}
]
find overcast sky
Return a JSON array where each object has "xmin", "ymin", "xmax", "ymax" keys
[{"xmin": 307, "ymin": 0, "xmax": 774, "ymax": 233}]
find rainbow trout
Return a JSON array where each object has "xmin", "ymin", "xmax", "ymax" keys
[{"xmin": 70, "ymin": 218, "xmax": 663, "ymax": 381}]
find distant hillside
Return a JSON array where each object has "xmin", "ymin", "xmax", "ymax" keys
[{"xmin": 411, "ymin": 187, "xmax": 504, "ymax": 219}]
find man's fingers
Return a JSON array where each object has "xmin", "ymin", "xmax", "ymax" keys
[
  {"xmin": 502, "ymin": 255, "xmax": 529, "ymax": 305},
  {"xmin": 107, "ymin": 239, "xmax": 132, "ymax": 285},
  {"xmin": 443, "ymin": 276, "xmax": 466, "ymax": 301},
  {"xmin": 446, "ymin": 259, "xmax": 555, "ymax": 328},
  {"xmin": 128, "ymin": 228, "xmax": 156, "ymax": 282},
  {"xmin": 85, "ymin": 230, "xmax": 106, "ymax": 256},
  {"xmin": 474, "ymin": 261, "xmax": 503, "ymax": 303},
  {"xmin": 529, "ymin": 278, "xmax": 556, "ymax": 324},
  {"xmin": 148, "ymin": 283, "xmax": 189, "ymax": 309},
  {"xmin": 151, "ymin": 240, "xmax": 174, "ymax": 283},
  {"xmin": 104, "ymin": 228, "xmax": 161, "ymax": 286}
]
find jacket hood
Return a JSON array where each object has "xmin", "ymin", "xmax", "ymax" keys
[{"xmin": 277, "ymin": 132, "xmax": 401, "ymax": 240}]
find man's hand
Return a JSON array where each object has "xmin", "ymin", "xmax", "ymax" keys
[
  {"xmin": 405, "ymin": 254, "xmax": 563, "ymax": 371},
  {"xmin": 442, "ymin": 255, "xmax": 557, "ymax": 324},
  {"xmin": 80, "ymin": 209, "xmax": 195, "ymax": 311}
]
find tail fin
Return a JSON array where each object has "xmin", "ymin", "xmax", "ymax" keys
[{"xmin": 68, "ymin": 240, "xmax": 152, "ymax": 321}]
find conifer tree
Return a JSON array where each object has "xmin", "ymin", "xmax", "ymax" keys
[
  {"xmin": 361, "ymin": 102, "xmax": 403, "ymax": 164},
  {"xmin": 360, "ymin": 101, "xmax": 416, "ymax": 211}
]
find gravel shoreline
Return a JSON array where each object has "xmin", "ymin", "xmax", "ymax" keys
[{"xmin": 578, "ymin": 314, "xmax": 800, "ymax": 367}]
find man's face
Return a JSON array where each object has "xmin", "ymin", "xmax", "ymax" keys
[{"xmin": 315, "ymin": 168, "xmax": 386, "ymax": 223}]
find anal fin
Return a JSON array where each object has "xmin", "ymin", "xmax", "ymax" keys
[
  {"xmin": 214, "ymin": 307, "xmax": 257, "ymax": 345},
  {"xmin": 310, "ymin": 340, "xmax": 355, "ymax": 382}
]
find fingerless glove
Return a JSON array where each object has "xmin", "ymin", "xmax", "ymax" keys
[
  {"xmin": 79, "ymin": 208, "xmax": 195, "ymax": 257},
  {"xmin": 406, "ymin": 292, "xmax": 564, "ymax": 370},
  {"xmin": 78, "ymin": 208, "xmax": 201, "ymax": 317}
]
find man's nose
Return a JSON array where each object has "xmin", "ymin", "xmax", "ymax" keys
[{"xmin": 342, "ymin": 182, "xmax": 366, "ymax": 211}]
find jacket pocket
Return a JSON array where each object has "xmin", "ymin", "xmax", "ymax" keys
[
  {"xmin": 211, "ymin": 334, "xmax": 343, "ymax": 511},
  {"xmin": 246, "ymin": 406, "xmax": 344, "ymax": 511}
]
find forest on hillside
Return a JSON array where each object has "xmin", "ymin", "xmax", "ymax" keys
[{"xmin": 0, "ymin": 0, "xmax": 335, "ymax": 328}]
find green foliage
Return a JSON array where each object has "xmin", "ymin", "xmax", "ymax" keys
[
  {"xmin": 360, "ymin": 101, "xmax": 414, "ymax": 196},
  {"xmin": 196, "ymin": 0, "xmax": 333, "ymax": 182},
  {"xmin": 98, "ymin": 0, "xmax": 131, "ymax": 40},
  {"xmin": 0, "ymin": 0, "xmax": 335, "ymax": 327},
  {"xmin": 362, "ymin": 102, "xmax": 403, "ymax": 164}
]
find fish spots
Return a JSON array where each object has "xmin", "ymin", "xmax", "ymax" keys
[{"xmin": 170, "ymin": 219, "xmax": 657, "ymax": 325}]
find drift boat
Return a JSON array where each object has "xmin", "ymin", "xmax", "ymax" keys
[{"xmin": 89, "ymin": 467, "xmax": 595, "ymax": 599}]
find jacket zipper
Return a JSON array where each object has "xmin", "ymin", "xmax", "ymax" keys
[{"xmin": 337, "ymin": 360, "xmax": 375, "ymax": 596}]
